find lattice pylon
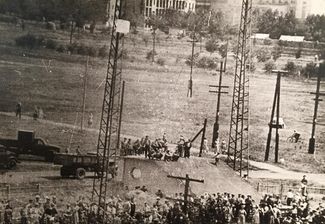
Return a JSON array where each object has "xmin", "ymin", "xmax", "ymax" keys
[
  {"xmin": 227, "ymin": 0, "xmax": 252, "ymax": 177},
  {"xmin": 91, "ymin": 0, "xmax": 125, "ymax": 221}
]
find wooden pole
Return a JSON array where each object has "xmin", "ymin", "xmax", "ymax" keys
[
  {"xmin": 81, "ymin": 56, "xmax": 89, "ymax": 130},
  {"xmin": 199, "ymin": 119, "xmax": 207, "ymax": 157}
]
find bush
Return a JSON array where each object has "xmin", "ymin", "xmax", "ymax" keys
[
  {"xmin": 87, "ymin": 46, "xmax": 98, "ymax": 57},
  {"xmin": 197, "ymin": 56, "xmax": 217, "ymax": 70},
  {"xmin": 205, "ymin": 38, "xmax": 218, "ymax": 54},
  {"xmin": 15, "ymin": 34, "xmax": 44, "ymax": 49},
  {"xmin": 255, "ymin": 47, "xmax": 272, "ymax": 62},
  {"xmin": 301, "ymin": 62, "xmax": 318, "ymax": 78},
  {"xmin": 146, "ymin": 50, "xmax": 157, "ymax": 60},
  {"xmin": 98, "ymin": 45, "xmax": 108, "ymax": 58},
  {"xmin": 157, "ymin": 57, "xmax": 165, "ymax": 66},
  {"xmin": 295, "ymin": 49, "xmax": 302, "ymax": 59},
  {"xmin": 56, "ymin": 45, "xmax": 67, "ymax": 53},
  {"xmin": 142, "ymin": 36, "xmax": 149, "ymax": 47},
  {"xmin": 264, "ymin": 60, "xmax": 276, "ymax": 73},
  {"xmin": 284, "ymin": 61, "xmax": 297, "ymax": 75},
  {"xmin": 185, "ymin": 52, "xmax": 200, "ymax": 66},
  {"xmin": 67, "ymin": 43, "xmax": 79, "ymax": 54},
  {"xmin": 121, "ymin": 49, "xmax": 129, "ymax": 59},
  {"xmin": 272, "ymin": 46, "xmax": 282, "ymax": 61},
  {"xmin": 46, "ymin": 22, "xmax": 56, "ymax": 31},
  {"xmin": 77, "ymin": 44, "xmax": 89, "ymax": 55},
  {"xmin": 45, "ymin": 39, "xmax": 58, "ymax": 50},
  {"xmin": 263, "ymin": 39, "xmax": 272, "ymax": 45}
]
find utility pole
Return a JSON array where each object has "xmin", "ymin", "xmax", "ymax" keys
[
  {"xmin": 187, "ymin": 35, "xmax": 198, "ymax": 98},
  {"xmin": 81, "ymin": 56, "xmax": 89, "ymax": 130},
  {"xmin": 152, "ymin": 28, "xmax": 156, "ymax": 62},
  {"xmin": 166, "ymin": 174, "xmax": 204, "ymax": 214},
  {"xmin": 189, "ymin": 119, "xmax": 207, "ymax": 157},
  {"xmin": 209, "ymin": 61, "xmax": 229, "ymax": 148},
  {"xmin": 265, "ymin": 70, "xmax": 287, "ymax": 162},
  {"xmin": 308, "ymin": 67, "xmax": 324, "ymax": 154}
]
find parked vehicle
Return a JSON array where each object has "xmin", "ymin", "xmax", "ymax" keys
[
  {"xmin": 0, "ymin": 130, "xmax": 61, "ymax": 162},
  {"xmin": 53, "ymin": 153, "xmax": 117, "ymax": 179},
  {"xmin": 0, "ymin": 144, "xmax": 19, "ymax": 169}
]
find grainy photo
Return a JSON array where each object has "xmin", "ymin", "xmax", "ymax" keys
[{"xmin": 0, "ymin": 0, "xmax": 324, "ymax": 223}]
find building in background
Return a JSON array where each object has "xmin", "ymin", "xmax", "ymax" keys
[
  {"xmin": 210, "ymin": 0, "xmax": 242, "ymax": 25},
  {"xmin": 196, "ymin": 0, "xmax": 211, "ymax": 11},
  {"xmin": 144, "ymin": 0, "xmax": 196, "ymax": 17}
]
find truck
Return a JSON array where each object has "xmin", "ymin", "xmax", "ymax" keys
[
  {"xmin": 0, "ymin": 130, "xmax": 61, "ymax": 162},
  {"xmin": 0, "ymin": 144, "xmax": 19, "ymax": 169},
  {"xmin": 53, "ymin": 153, "xmax": 117, "ymax": 179}
]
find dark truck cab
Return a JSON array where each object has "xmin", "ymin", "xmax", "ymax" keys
[
  {"xmin": 0, "ymin": 144, "xmax": 19, "ymax": 169},
  {"xmin": 0, "ymin": 130, "xmax": 61, "ymax": 162}
]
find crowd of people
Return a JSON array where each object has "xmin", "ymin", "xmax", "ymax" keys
[
  {"xmin": 120, "ymin": 134, "xmax": 193, "ymax": 162},
  {"xmin": 0, "ymin": 179, "xmax": 323, "ymax": 224}
]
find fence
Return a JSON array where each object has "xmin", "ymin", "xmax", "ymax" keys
[{"xmin": 256, "ymin": 182, "xmax": 325, "ymax": 198}]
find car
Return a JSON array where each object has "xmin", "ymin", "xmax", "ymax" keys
[{"xmin": 0, "ymin": 145, "xmax": 19, "ymax": 169}]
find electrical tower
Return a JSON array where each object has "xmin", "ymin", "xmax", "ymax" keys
[
  {"xmin": 227, "ymin": 0, "xmax": 252, "ymax": 177},
  {"xmin": 92, "ymin": 0, "xmax": 125, "ymax": 221}
]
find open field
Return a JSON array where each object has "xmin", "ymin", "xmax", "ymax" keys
[{"xmin": 0, "ymin": 20, "xmax": 324, "ymax": 174}]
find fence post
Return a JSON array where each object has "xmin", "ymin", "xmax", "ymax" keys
[
  {"xmin": 6, "ymin": 185, "xmax": 10, "ymax": 199},
  {"xmin": 257, "ymin": 183, "xmax": 260, "ymax": 192}
]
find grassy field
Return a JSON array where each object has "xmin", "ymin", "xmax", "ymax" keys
[{"xmin": 0, "ymin": 20, "xmax": 324, "ymax": 174}]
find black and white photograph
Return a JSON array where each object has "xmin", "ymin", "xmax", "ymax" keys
[{"xmin": 0, "ymin": 0, "xmax": 324, "ymax": 223}]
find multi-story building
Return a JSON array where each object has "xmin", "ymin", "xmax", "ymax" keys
[
  {"xmin": 196, "ymin": 0, "xmax": 212, "ymax": 11},
  {"xmin": 209, "ymin": 0, "xmax": 242, "ymax": 25},
  {"xmin": 144, "ymin": 0, "xmax": 196, "ymax": 17}
]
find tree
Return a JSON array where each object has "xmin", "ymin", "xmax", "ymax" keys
[
  {"xmin": 284, "ymin": 61, "xmax": 297, "ymax": 75},
  {"xmin": 205, "ymin": 38, "xmax": 218, "ymax": 55},
  {"xmin": 264, "ymin": 60, "xmax": 276, "ymax": 73},
  {"xmin": 255, "ymin": 9, "xmax": 298, "ymax": 39},
  {"xmin": 305, "ymin": 15, "xmax": 325, "ymax": 42}
]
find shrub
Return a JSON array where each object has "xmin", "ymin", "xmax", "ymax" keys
[
  {"xmin": 56, "ymin": 45, "xmax": 67, "ymax": 53},
  {"xmin": 46, "ymin": 22, "xmax": 56, "ymax": 31},
  {"xmin": 121, "ymin": 49, "xmax": 129, "ymax": 59},
  {"xmin": 284, "ymin": 61, "xmax": 297, "ymax": 75},
  {"xmin": 264, "ymin": 60, "xmax": 276, "ymax": 73},
  {"xmin": 87, "ymin": 46, "xmax": 98, "ymax": 57},
  {"xmin": 272, "ymin": 46, "xmax": 282, "ymax": 61},
  {"xmin": 185, "ymin": 52, "xmax": 200, "ymax": 66},
  {"xmin": 77, "ymin": 44, "xmax": 89, "ymax": 55},
  {"xmin": 45, "ymin": 39, "xmax": 58, "ymax": 50},
  {"xmin": 256, "ymin": 47, "xmax": 272, "ymax": 62},
  {"xmin": 205, "ymin": 38, "xmax": 218, "ymax": 54},
  {"xmin": 67, "ymin": 43, "xmax": 79, "ymax": 54},
  {"xmin": 15, "ymin": 34, "xmax": 44, "ymax": 49},
  {"xmin": 98, "ymin": 45, "xmax": 108, "ymax": 58},
  {"xmin": 295, "ymin": 49, "xmax": 302, "ymax": 59},
  {"xmin": 157, "ymin": 57, "xmax": 165, "ymax": 66},
  {"xmin": 197, "ymin": 56, "xmax": 217, "ymax": 70},
  {"xmin": 142, "ymin": 36, "xmax": 149, "ymax": 47},
  {"xmin": 146, "ymin": 50, "xmax": 157, "ymax": 60},
  {"xmin": 263, "ymin": 39, "xmax": 272, "ymax": 45},
  {"xmin": 301, "ymin": 62, "xmax": 318, "ymax": 78}
]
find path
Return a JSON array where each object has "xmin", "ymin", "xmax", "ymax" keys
[{"xmin": 248, "ymin": 160, "xmax": 325, "ymax": 186}]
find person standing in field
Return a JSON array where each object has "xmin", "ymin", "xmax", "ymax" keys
[
  {"xmin": 88, "ymin": 113, "xmax": 93, "ymax": 127},
  {"xmin": 16, "ymin": 102, "xmax": 22, "ymax": 119}
]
